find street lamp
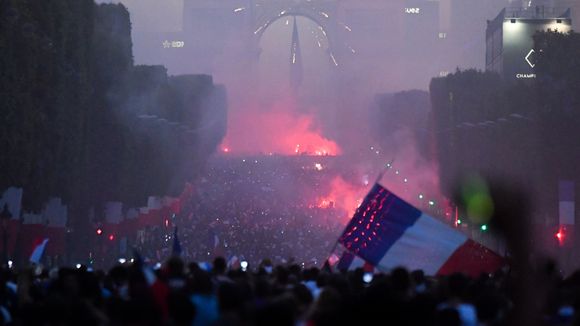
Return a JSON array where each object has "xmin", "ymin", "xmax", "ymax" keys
[{"xmin": 0, "ymin": 204, "xmax": 12, "ymax": 265}]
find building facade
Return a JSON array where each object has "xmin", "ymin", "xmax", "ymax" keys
[{"xmin": 485, "ymin": 7, "xmax": 572, "ymax": 81}]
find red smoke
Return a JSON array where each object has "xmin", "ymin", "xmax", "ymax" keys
[
  {"xmin": 314, "ymin": 176, "xmax": 367, "ymax": 221},
  {"xmin": 221, "ymin": 98, "xmax": 341, "ymax": 156}
]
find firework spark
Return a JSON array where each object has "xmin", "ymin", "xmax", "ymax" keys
[
  {"xmin": 329, "ymin": 52, "xmax": 338, "ymax": 66},
  {"xmin": 339, "ymin": 22, "xmax": 352, "ymax": 32}
]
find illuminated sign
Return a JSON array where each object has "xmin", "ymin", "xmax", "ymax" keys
[
  {"xmin": 515, "ymin": 49, "xmax": 537, "ymax": 79},
  {"xmin": 404, "ymin": 8, "xmax": 420, "ymax": 14},
  {"xmin": 525, "ymin": 49, "xmax": 536, "ymax": 68},
  {"xmin": 162, "ymin": 40, "xmax": 185, "ymax": 48},
  {"xmin": 516, "ymin": 73, "xmax": 536, "ymax": 79},
  {"xmin": 487, "ymin": 11, "xmax": 571, "ymax": 81}
]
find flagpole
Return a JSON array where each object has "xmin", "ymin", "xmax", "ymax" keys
[{"xmin": 376, "ymin": 158, "xmax": 395, "ymax": 184}]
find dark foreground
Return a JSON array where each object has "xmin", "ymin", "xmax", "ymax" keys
[{"xmin": 0, "ymin": 257, "xmax": 577, "ymax": 326}]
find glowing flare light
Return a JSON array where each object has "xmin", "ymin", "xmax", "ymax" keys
[
  {"xmin": 312, "ymin": 177, "xmax": 367, "ymax": 220},
  {"xmin": 223, "ymin": 108, "xmax": 341, "ymax": 156}
]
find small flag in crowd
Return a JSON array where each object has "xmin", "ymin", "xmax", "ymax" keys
[
  {"xmin": 172, "ymin": 226, "xmax": 182, "ymax": 256},
  {"xmin": 334, "ymin": 182, "xmax": 504, "ymax": 277},
  {"xmin": 228, "ymin": 255, "xmax": 240, "ymax": 270},
  {"xmin": 29, "ymin": 238, "xmax": 49, "ymax": 264}
]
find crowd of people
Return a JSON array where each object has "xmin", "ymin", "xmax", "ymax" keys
[
  {"xmin": 2, "ymin": 156, "xmax": 578, "ymax": 325},
  {"xmin": 128, "ymin": 154, "xmax": 464, "ymax": 270},
  {"xmin": 0, "ymin": 254, "xmax": 578, "ymax": 326},
  {"xmin": 136, "ymin": 156, "xmax": 355, "ymax": 267}
]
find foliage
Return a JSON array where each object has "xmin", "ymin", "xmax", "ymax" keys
[
  {"xmin": 0, "ymin": 1, "xmax": 227, "ymax": 225},
  {"xmin": 430, "ymin": 30, "xmax": 580, "ymax": 221},
  {"xmin": 370, "ymin": 90, "xmax": 432, "ymax": 161}
]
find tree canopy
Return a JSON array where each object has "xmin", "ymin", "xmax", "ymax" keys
[
  {"xmin": 0, "ymin": 1, "xmax": 227, "ymax": 226},
  {"xmin": 430, "ymin": 30, "xmax": 580, "ymax": 223}
]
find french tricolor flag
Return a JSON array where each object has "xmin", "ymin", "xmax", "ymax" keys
[{"xmin": 336, "ymin": 183, "xmax": 504, "ymax": 277}]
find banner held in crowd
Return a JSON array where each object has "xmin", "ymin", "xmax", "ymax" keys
[
  {"xmin": 29, "ymin": 238, "xmax": 49, "ymax": 264},
  {"xmin": 334, "ymin": 182, "xmax": 504, "ymax": 277}
]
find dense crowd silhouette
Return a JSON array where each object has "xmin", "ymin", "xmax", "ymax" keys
[
  {"xmin": 1, "ymin": 254, "xmax": 578, "ymax": 326},
  {"xmin": 133, "ymin": 157, "xmax": 351, "ymax": 268}
]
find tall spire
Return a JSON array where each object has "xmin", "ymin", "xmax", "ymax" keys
[{"xmin": 290, "ymin": 16, "xmax": 303, "ymax": 91}]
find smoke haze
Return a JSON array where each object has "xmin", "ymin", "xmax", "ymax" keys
[{"xmin": 94, "ymin": 0, "xmax": 550, "ymax": 218}]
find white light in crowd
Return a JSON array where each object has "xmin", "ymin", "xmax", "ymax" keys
[
  {"xmin": 241, "ymin": 261, "xmax": 248, "ymax": 271},
  {"xmin": 118, "ymin": 258, "xmax": 126, "ymax": 264},
  {"xmin": 403, "ymin": 178, "xmax": 408, "ymax": 183},
  {"xmin": 363, "ymin": 273, "xmax": 373, "ymax": 283},
  {"xmin": 419, "ymin": 194, "xmax": 424, "ymax": 199},
  {"xmin": 429, "ymin": 200, "xmax": 435, "ymax": 206},
  {"xmin": 130, "ymin": 258, "xmax": 135, "ymax": 263},
  {"xmin": 314, "ymin": 163, "xmax": 323, "ymax": 171},
  {"xmin": 154, "ymin": 262, "xmax": 162, "ymax": 270},
  {"xmin": 7, "ymin": 260, "xmax": 13, "ymax": 269},
  {"xmin": 76, "ymin": 264, "xmax": 81, "ymax": 269},
  {"xmin": 395, "ymin": 170, "xmax": 399, "ymax": 175}
]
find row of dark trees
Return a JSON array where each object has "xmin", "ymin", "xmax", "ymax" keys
[
  {"xmin": 369, "ymin": 90, "xmax": 432, "ymax": 162},
  {"xmin": 430, "ymin": 30, "xmax": 580, "ymax": 228},
  {"xmin": 0, "ymin": 1, "xmax": 226, "ymax": 234}
]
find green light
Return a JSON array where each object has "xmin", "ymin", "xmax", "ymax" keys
[
  {"xmin": 428, "ymin": 200, "xmax": 435, "ymax": 206},
  {"xmin": 457, "ymin": 219, "xmax": 462, "ymax": 225},
  {"xmin": 481, "ymin": 224, "xmax": 488, "ymax": 231},
  {"xmin": 461, "ymin": 175, "xmax": 494, "ymax": 225}
]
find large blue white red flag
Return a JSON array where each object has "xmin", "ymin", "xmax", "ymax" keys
[{"xmin": 335, "ymin": 183, "xmax": 504, "ymax": 277}]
